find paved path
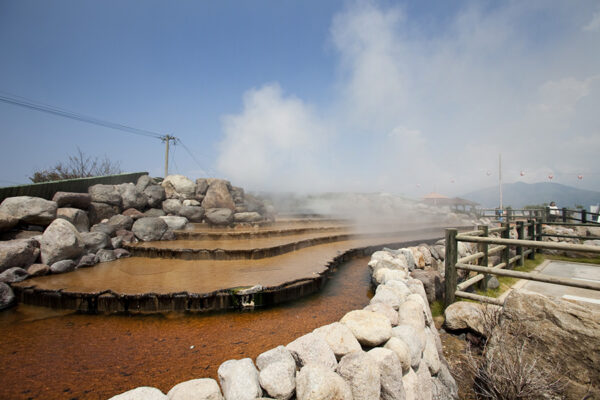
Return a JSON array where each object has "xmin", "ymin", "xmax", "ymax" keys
[{"xmin": 510, "ymin": 260, "xmax": 600, "ymax": 310}]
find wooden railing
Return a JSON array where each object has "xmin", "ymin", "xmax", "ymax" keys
[
  {"xmin": 477, "ymin": 207, "xmax": 600, "ymax": 224},
  {"xmin": 444, "ymin": 220, "xmax": 600, "ymax": 306}
]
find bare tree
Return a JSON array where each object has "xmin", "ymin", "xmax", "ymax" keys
[{"xmin": 29, "ymin": 148, "xmax": 122, "ymax": 183}]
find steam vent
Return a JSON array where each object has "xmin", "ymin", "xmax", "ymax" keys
[{"xmin": 3, "ymin": 174, "xmax": 467, "ymax": 314}]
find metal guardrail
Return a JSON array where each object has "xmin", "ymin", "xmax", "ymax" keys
[
  {"xmin": 444, "ymin": 220, "xmax": 600, "ymax": 306},
  {"xmin": 477, "ymin": 207, "xmax": 600, "ymax": 225}
]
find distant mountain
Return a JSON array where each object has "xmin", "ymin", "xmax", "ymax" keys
[{"xmin": 460, "ymin": 181, "xmax": 600, "ymax": 209}]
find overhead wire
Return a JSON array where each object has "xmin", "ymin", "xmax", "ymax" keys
[{"xmin": 0, "ymin": 91, "xmax": 163, "ymax": 139}]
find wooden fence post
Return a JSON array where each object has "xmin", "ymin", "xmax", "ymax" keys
[
  {"xmin": 562, "ymin": 207, "xmax": 568, "ymax": 223},
  {"xmin": 544, "ymin": 207, "xmax": 550, "ymax": 223},
  {"xmin": 477, "ymin": 225, "xmax": 489, "ymax": 292},
  {"xmin": 535, "ymin": 220, "xmax": 543, "ymax": 253},
  {"xmin": 582, "ymin": 209, "xmax": 587, "ymax": 224},
  {"xmin": 516, "ymin": 221, "xmax": 524, "ymax": 266},
  {"xmin": 444, "ymin": 228, "xmax": 458, "ymax": 307},
  {"xmin": 502, "ymin": 223, "xmax": 510, "ymax": 267},
  {"xmin": 527, "ymin": 219, "xmax": 535, "ymax": 259}
]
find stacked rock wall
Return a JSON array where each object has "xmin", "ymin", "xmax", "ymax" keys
[{"xmin": 109, "ymin": 247, "xmax": 459, "ymax": 400}]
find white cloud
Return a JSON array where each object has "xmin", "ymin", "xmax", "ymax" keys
[
  {"xmin": 217, "ymin": 1, "xmax": 600, "ymax": 196},
  {"xmin": 583, "ymin": 10, "xmax": 600, "ymax": 31}
]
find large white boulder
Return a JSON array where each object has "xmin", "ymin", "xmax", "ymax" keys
[
  {"xmin": 0, "ymin": 196, "xmax": 57, "ymax": 225},
  {"xmin": 368, "ymin": 347, "xmax": 406, "ymax": 400},
  {"xmin": 336, "ymin": 351, "xmax": 380, "ymax": 400},
  {"xmin": 217, "ymin": 358, "xmax": 262, "ymax": 400},
  {"xmin": 167, "ymin": 378, "xmax": 223, "ymax": 400},
  {"xmin": 162, "ymin": 175, "xmax": 197, "ymax": 199},
  {"xmin": 295, "ymin": 364, "xmax": 352, "ymax": 400},
  {"xmin": 286, "ymin": 332, "xmax": 337, "ymax": 370},
  {"xmin": 108, "ymin": 386, "xmax": 167, "ymax": 400},
  {"xmin": 313, "ymin": 322, "xmax": 362, "ymax": 360},
  {"xmin": 341, "ymin": 309, "xmax": 392, "ymax": 347},
  {"xmin": 40, "ymin": 219, "xmax": 85, "ymax": 265}
]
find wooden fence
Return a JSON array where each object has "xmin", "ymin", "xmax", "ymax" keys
[
  {"xmin": 444, "ymin": 220, "xmax": 600, "ymax": 306},
  {"xmin": 477, "ymin": 207, "xmax": 600, "ymax": 224}
]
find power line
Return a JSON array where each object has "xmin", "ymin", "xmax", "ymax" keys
[
  {"xmin": 177, "ymin": 138, "xmax": 212, "ymax": 175},
  {"xmin": 0, "ymin": 91, "xmax": 163, "ymax": 139}
]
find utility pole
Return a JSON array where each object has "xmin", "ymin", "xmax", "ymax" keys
[
  {"xmin": 161, "ymin": 135, "xmax": 177, "ymax": 178},
  {"xmin": 499, "ymin": 153, "xmax": 503, "ymax": 212}
]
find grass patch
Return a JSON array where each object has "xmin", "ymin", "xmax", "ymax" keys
[
  {"xmin": 474, "ymin": 254, "xmax": 545, "ymax": 299},
  {"xmin": 544, "ymin": 254, "xmax": 600, "ymax": 264},
  {"xmin": 430, "ymin": 300, "xmax": 445, "ymax": 317}
]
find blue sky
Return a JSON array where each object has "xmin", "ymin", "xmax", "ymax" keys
[{"xmin": 1, "ymin": 0, "xmax": 599, "ymax": 197}]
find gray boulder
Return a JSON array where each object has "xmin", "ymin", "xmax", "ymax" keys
[
  {"xmin": 410, "ymin": 269, "xmax": 443, "ymax": 303},
  {"xmin": 397, "ymin": 300, "xmax": 426, "ymax": 334},
  {"xmin": 423, "ymin": 329, "xmax": 441, "ymax": 375},
  {"xmin": 415, "ymin": 364, "xmax": 433, "ymax": 400},
  {"xmin": 401, "ymin": 369, "xmax": 419, "ymax": 400},
  {"xmin": 256, "ymin": 345, "xmax": 296, "ymax": 371},
  {"xmin": 364, "ymin": 303, "xmax": 399, "ymax": 326},
  {"xmin": 368, "ymin": 348, "xmax": 406, "ymax": 400},
  {"xmin": 313, "ymin": 322, "xmax": 362, "ymax": 360},
  {"xmin": 0, "ymin": 238, "xmax": 40, "ymax": 272},
  {"xmin": 167, "ymin": 378, "xmax": 223, "ymax": 400},
  {"xmin": 217, "ymin": 358, "xmax": 262, "ymax": 400},
  {"xmin": 202, "ymin": 180, "xmax": 235, "ymax": 210},
  {"xmin": 88, "ymin": 202, "xmax": 120, "ymax": 225},
  {"xmin": 0, "ymin": 282, "xmax": 15, "ymax": 310},
  {"xmin": 144, "ymin": 185, "xmax": 166, "ymax": 208},
  {"xmin": 90, "ymin": 223, "xmax": 117, "ymax": 237},
  {"xmin": 107, "ymin": 214, "xmax": 134, "ymax": 231},
  {"xmin": 159, "ymin": 216, "xmax": 188, "ymax": 230},
  {"xmin": 286, "ymin": 332, "xmax": 337, "ymax": 370},
  {"xmin": 431, "ymin": 361, "xmax": 459, "ymax": 400},
  {"xmin": 97, "ymin": 249, "xmax": 116, "ymax": 263},
  {"xmin": 132, "ymin": 217, "xmax": 168, "ymax": 242},
  {"xmin": 108, "ymin": 386, "xmax": 167, "ymax": 400},
  {"xmin": 0, "ymin": 196, "xmax": 57, "ymax": 225},
  {"xmin": 336, "ymin": 351, "xmax": 380, "ymax": 400},
  {"xmin": 52, "ymin": 192, "xmax": 91, "ymax": 209},
  {"xmin": 179, "ymin": 205, "xmax": 205, "ymax": 222},
  {"xmin": 370, "ymin": 284, "xmax": 403, "ymax": 310},
  {"xmin": 88, "ymin": 184, "xmax": 121, "ymax": 206},
  {"xmin": 295, "ymin": 364, "xmax": 352, "ymax": 400},
  {"xmin": 57, "ymin": 207, "xmax": 90, "ymax": 232},
  {"xmin": 118, "ymin": 183, "xmax": 148, "ymax": 210},
  {"xmin": 135, "ymin": 174, "xmax": 154, "ymax": 193},
  {"xmin": 122, "ymin": 208, "xmax": 145, "ymax": 220},
  {"xmin": 144, "ymin": 208, "xmax": 166, "ymax": 218},
  {"xmin": 40, "ymin": 219, "xmax": 85, "ymax": 265},
  {"xmin": 340, "ymin": 309, "xmax": 392, "ymax": 347},
  {"xmin": 205, "ymin": 208, "xmax": 233, "ymax": 226},
  {"xmin": 50, "ymin": 259, "xmax": 76, "ymax": 274},
  {"xmin": 0, "ymin": 267, "xmax": 29, "ymax": 283},
  {"xmin": 443, "ymin": 301, "xmax": 487, "ymax": 335},
  {"xmin": 114, "ymin": 248, "xmax": 130, "ymax": 259},
  {"xmin": 0, "ymin": 211, "xmax": 19, "ymax": 232},
  {"xmin": 162, "ymin": 175, "xmax": 196, "ymax": 199},
  {"xmin": 27, "ymin": 263, "xmax": 50, "ymax": 276},
  {"xmin": 77, "ymin": 254, "xmax": 98, "ymax": 268},
  {"xmin": 234, "ymin": 212, "xmax": 262, "ymax": 223},
  {"xmin": 162, "ymin": 199, "xmax": 183, "ymax": 215},
  {"xmin": 195, "ymin": 178, "xmax": 209, "ymax": 197}
]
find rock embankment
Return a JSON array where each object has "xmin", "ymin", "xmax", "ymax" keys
[
  {"xmin": 109, "ymin": 246, "xmax": 459, "ymax": 400},
  {"xmin": 0, "ymin": 174, "xmax": 273, "ymax": 310}
]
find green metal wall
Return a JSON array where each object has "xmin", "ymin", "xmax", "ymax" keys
[{"xmin": 0, "ymin": 172, "xmax": 148, "ymax": 203}]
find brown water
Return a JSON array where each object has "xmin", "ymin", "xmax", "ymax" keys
[
  {"xmin": 0, "ymin": 257, "xmax": 373, "ymax": 400},
  {"xmin": 15, "ymin": 229, "xmax": 444, "ymax": 295}
]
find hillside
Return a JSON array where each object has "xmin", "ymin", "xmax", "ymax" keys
[{"xmin": 461, "ymin": 181, "xmax": 600, "ymax": 209}]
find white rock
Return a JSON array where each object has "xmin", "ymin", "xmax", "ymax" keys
[
  {"xmin": 383, "ymin": 337, "xmax": 412, "ymax": 374},
  {"xmin": 286, "ymin": 332, "xmax": 337, "ymax": 370},
  {"xmin": 162, "ymin": 174, "xmax": 196, "ymax": 199},
  {"xmin": 217, "ymin": 358, "xmax": 262, "ymax": 400},
  {"xmin": 391, "ymin": 325, "xmax": 425, "ymax": 369},
  {"xmin": 370, "ymin": 285, "xmax": 402, "ymax": 310},
  {"xmin": 406, "ymin": 293, "xmax": 433, "ymax": 327},
  {"xmin": 443, "ymin": 301, "xmax": 487, "ymax": 335},
  {"xmin": 167, "ymin": 378, "xmax": 223, "ymax": 400},
  {"xmin": 402, "ymin": 369, "xmax": 419, "ymax": 400},
  {"xmin": 336, "ymin": 351, "xmax": 380, "ymax": 400},
  {"xmin": 295, "ymin": 364, "xmax": 353, "ymax": 400},
  {"xmin": 340, "ymin": 309, "xmax": 392, "ymax": 347},
  {"xmin": 423, "ymin": 329, "xmax": 441, "ymax": 375},
  {"xmin": 363, "ymin": 303, "xmax": 399, "ymax": 326},
  {"xmin": 397, "ymin": 300, "xmax": 426, "ymax": 333},
  {"xmin": 256, "ymin": 345, "xmax": 296, "ymax": 371},
  {"xmin": 313, "ymin": 322, "xmax": 361, "ymax": 360},
  {"xmin": 367, "ymin": 348, "xmax": 406, "ymax": 400},
  {"xmin": 108, "ymin": 386, "xmax": 167, "ymax": 400},
  {"xmin": 159, "ymin": 216, "xmax": 189, "ymax": 230},
  {"xmin": 40, "ymin": 219, "xmax": 85, "ymax": 265},
  {"xmin": 415, "ymin": 364, "xmax": 433, "ymax": 400},
  {"xmin": 372, "ymin": 268, "xmax": 408, "ymax": 285},
  {"xmin": 382, "ymin": 280, "xmax": 411, "ymax": 303},
  {"xmin": 259, "ymin": 361, "xmax": 296, "ymax": 400}
]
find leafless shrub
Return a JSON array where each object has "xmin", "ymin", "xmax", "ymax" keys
[
  {"xmin": 30, "ymin": 147, "xmax": 121, "ymax": 183},
  {"xmin": 464, "ymin": 315, "xmax": 566, "ymax": 400}
]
